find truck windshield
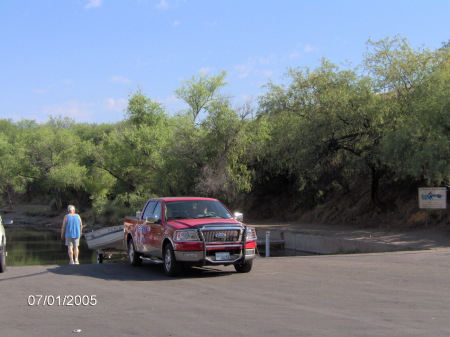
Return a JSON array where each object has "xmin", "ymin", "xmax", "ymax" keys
[{"xmin": 165, "ymin": 200, "xmax": 233, "ymax": 220}]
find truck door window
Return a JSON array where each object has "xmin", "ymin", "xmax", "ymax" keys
[
  {"xmin": 143, "ymin": 201, "xmax": 157, "ymax": 219},
  {"xmin": 153, "ymin": 202, "xmax": 162, "ymax": 221}
]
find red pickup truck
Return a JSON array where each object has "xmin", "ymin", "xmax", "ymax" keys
[{"xmin": 123, "ymin": 197, "xmax": 257, "ymax": 276}]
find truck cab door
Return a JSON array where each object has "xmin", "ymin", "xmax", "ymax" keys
[
  {"xmin": 147, "ymin": 202, "xmax": 164, "ymax": 256},
  {"xmin": 138, "ymin": 201, "xmax": 157, "ymax": 252}
]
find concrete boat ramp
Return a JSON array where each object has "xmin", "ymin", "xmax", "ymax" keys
[
  {"xmin": 252, "ymin": 222, "xmax": 450, "ymax": 254},
  {"xmin": 2, "ymin": 222, "xmax": 450, "ymax": 336},
  {"xmin": 2, "ymin": 249, "xmax": 450, "ymax": 337}
]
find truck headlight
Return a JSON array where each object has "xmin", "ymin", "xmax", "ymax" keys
[
  {"xmin": 246, "ymin": 227, "xmax": 257, "ymax": 241},
  {"xmin": 173, "ymin": 230, "xmax": 200, "ymax": 242}
]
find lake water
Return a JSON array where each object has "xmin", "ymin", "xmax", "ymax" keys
[
  {"xmin": 4, "ymin": 228, "xmax": 307, "ymax": 266},
  {"xmin": 5, "ymin": 228, "xmax": 98, "ymax": 266}
]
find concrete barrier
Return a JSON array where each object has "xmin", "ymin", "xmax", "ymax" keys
[
  {"xmin": 256, "ymin": 229, "xmax": 285, "ymax": 248},
  {"xmin": 284, "ymin": 233, "xmax": 408, "ymax": 254},
  {"xmin": 256, "ymin": 228, "xmax": 414, "ymax": 255}
]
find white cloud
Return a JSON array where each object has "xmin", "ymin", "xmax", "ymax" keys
[
  {"xmin": 156, "ymin": 0, "xmax": 169, "ymax": 10},
  {"xmin": 7, "ymin": 112, "xmax": 48, "ymax": 124},
  {"xmin": 288, "ymin": 51, "xmax": 300, "ymax": 59},
  {"xmin": 198, "ymin": 67, "xmax": 211, "ymax": 74},
  {"xmin": 105, "ymin": 97, "xmax": 128, "ymax": 111},
  {"xmin": 60, "ymin": 79, "xmax": 74, "ymax": 85},
  {"xmin": 234, "ymin": 64, "xmax": 252, "ymax": 79},
  {"xmin": 155, "ymin": 95, "xmax": 187, "ymax": 114},
  {"xmin": 234, "ymin": 56, "xmax": 275, "ymax": 79},
  {"xmin": 85, "ymin": 0, "xmax": 102, "ymax": 9},
  {"xmin": 110, "ymin": 76, "xmax": 132, "ymax": 84},
  {"xmin": 205, "ymin": 21, "xmax": 218, "ymax": 27},
  {"xmin": 261, "ymin": 69, "xmax": 274, "ymax": 77},
  {"xmin": 134, "ymin": 57, "xmax": 150, "ymax": 69},
  {"xmin": 42, "ymin": 101, "xmax": 93, "ymax": 121},
  {"xmin": 32, "ymin": 89, "xmax": 47, "ymax": 94},
  {"xmin": 239, "ymin": 94, "xmax": 255, "ymax": 102},
  {"xmin": 172, "ymin": 20, "xmax": 181, "ymax": 26},
  {"xmin": 304, "ymin": 44, "xmax": 316, "ymax": 53},
  {"xmin": 258, "ymin": 55, "xmax": 275, "ymax": 65},
  {"xmin": 40, "ymin": 97, "xmax": 127, "ymax": 123}
]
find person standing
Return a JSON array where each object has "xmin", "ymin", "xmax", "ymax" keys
[{"xmin": 61, "ymin": 205, "xmax": 83, "ymax": 265}]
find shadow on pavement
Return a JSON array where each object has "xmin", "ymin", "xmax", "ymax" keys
[
  {"xmin": 46, "ymin": 262, "xmax": 234, "ymax": 281},
  {"xmin": 0, "ymin": 269, "xmax": 50, "ymax": 282}
]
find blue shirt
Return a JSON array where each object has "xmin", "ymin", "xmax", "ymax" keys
[{"xmin": 65, "ymin": 214, "xmax": 81, "ymax": 238}]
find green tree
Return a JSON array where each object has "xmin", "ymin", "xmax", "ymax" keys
[
  {"xmin": 257, "ymin": 37, "xmax": 449, "ymax": 212},
  {"xmin": 162, "ymin": 113, "xmax": 203, "ymax": 196},
  {"xmin": 259, "ymin": 59, "xmax": 384, "ymax": 206},
  {"xmin": 95, "ymin": 92, "xmax": 172, "ymax": 210},
  {"xmin": 17, "ymin": 122, "xmax": 89, "ymax": 209},
  {"xmin": 372, "ymin": 39, "xmax": 450, "ymax": 186},
  {"xmin": 125, "ymin": 89, "xmax": 166, "ymax": 126},
  {"xmin": 168, "ymin": 72, "xmax": 257, "ymax": 201},
  {"xmin": 174, "ymin": 71, "xmax": 227, "ymax": 124},
  {"xmin": 0, "ymin": 131, "xmax": 29, "ymax": 206},
  {"xmin": 195, "ymin": 98, "xmax": 254, "ymax": 201}
]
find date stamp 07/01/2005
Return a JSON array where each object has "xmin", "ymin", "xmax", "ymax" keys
[{"xmin": 27, "ymin": 295, "xmax": 97, "ymax": 307}]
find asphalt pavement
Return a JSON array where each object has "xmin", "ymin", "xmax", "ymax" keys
[{"xmin": 1, "ymin": 250, "xmax": 450, "ymax": 337}]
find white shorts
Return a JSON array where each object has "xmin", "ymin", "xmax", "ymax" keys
[{"xmin": 65, "ymin": 237, "xmax": 80, "ymax": 247}]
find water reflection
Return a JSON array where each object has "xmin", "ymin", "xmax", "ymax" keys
[
  {"xmin": 5, "ymin": 228, "xmax": 96, "ymax": 266},
  {"xmin": 5, "ymin": 228, "xmax": 312, "ymax": 266}
]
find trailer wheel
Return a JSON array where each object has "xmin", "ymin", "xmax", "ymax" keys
[
  {"xmin": 128, "ymin": 240, "xmax": 142, "ymax": 266},
  {"xmin": 96, "ymin": 252, "xmax": 104, "ymax": 264},
  {"xmin": 0, "ymin": 247, "xmax": 6, "ymax": 273}
]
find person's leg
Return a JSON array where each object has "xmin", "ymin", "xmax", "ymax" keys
[
  {"xmin": 67, "ymin": 246, "xmax": 74, "ymax": 263},
  {"xmin": 73, "ymin": 245, "xmax": 79, "ymax": 264},
  {"xmin": 65, "ymin": 237, "xmax": 74, "ymax": 264}
]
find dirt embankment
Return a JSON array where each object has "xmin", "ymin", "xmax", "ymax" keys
[
  {"xmin": 1, "ymin": 204, "xmax": 82, "ymax": 232},
  {"xmin": 243, "ymin": 180, "xmax": 449, "ymax": 232}
]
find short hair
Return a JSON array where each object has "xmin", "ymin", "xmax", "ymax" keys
[{"xmin": 67, "ymin": 205, "xmax": 76, "ymax": 213}]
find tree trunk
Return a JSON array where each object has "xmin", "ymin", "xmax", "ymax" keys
[{"xmin": 369, "ymin": 163, "xmax": 384, "ymax": 210}]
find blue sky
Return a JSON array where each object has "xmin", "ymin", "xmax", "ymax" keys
[{"xmin": 1, "ymin": 0, "xmax": 449, "ymax": 124}]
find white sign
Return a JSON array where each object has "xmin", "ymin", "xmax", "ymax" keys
[{"xmin": 418, "ymin": 187, "xmax": 447, "ymax": 209}]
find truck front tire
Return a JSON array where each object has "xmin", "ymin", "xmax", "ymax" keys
[
  {"xmin": 234, "ymin": 260, "xmax": 253, "ymax": 273},
  {"xmin": 163, "ymin": 244, "xmax": 181, "ymax": 277}
]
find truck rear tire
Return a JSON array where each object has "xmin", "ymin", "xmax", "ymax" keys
[
  {"xmin": 234, "ymin": 260, "xmax": 252, "ymax": 273},
  {"xmin": 163, "ymin": 244, "xmax": 181, "ymax": 277},
  {"xmin": 128, "ymin": 240, "xmax": 142, "ymax": 266}
]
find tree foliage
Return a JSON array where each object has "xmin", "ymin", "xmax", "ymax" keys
[
  {"xmin": 0, "ymin": 37, "xmax": 447, "ymax": 223},
  {"xmin": 174, "ymin": 71, "xmax": 227, "ymax": 124},
  {"xmin": 258, "ymin": 59, "xmax": 384, "ymax": 205},
  {"xmin": 365, "ymin": 37, "xmax": 450, "ymax": 186}
]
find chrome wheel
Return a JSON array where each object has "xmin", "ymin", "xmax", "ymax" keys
[
  {"xmin": 164, "ymin": 248, "xmax": 172, "ymax": 272},
  {"xmin": 163, "ymin": 244, "xmax": 181, "ymax": 277},
  {"xmin": 128, "ymin": 244, "xmax": 134, "ymax": 261}
]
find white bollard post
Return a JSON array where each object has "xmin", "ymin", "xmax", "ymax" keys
[{"xmin": 265, "ymin": 231, "xmax": 270, "ymax": 257}]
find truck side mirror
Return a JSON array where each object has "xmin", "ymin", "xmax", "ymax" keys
[{"xmin": 145, "ymin": 215, "xmax": 158, "ymax": 223}]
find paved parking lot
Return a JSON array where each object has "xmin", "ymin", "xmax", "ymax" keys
[{"xmin": 1, "ymin": 250, "xmax": 450, "ymax": 337}]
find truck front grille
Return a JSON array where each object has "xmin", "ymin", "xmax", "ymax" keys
[{"xmin": 201, "ymin": 229, "xmax": 241, "ymax": 243}]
